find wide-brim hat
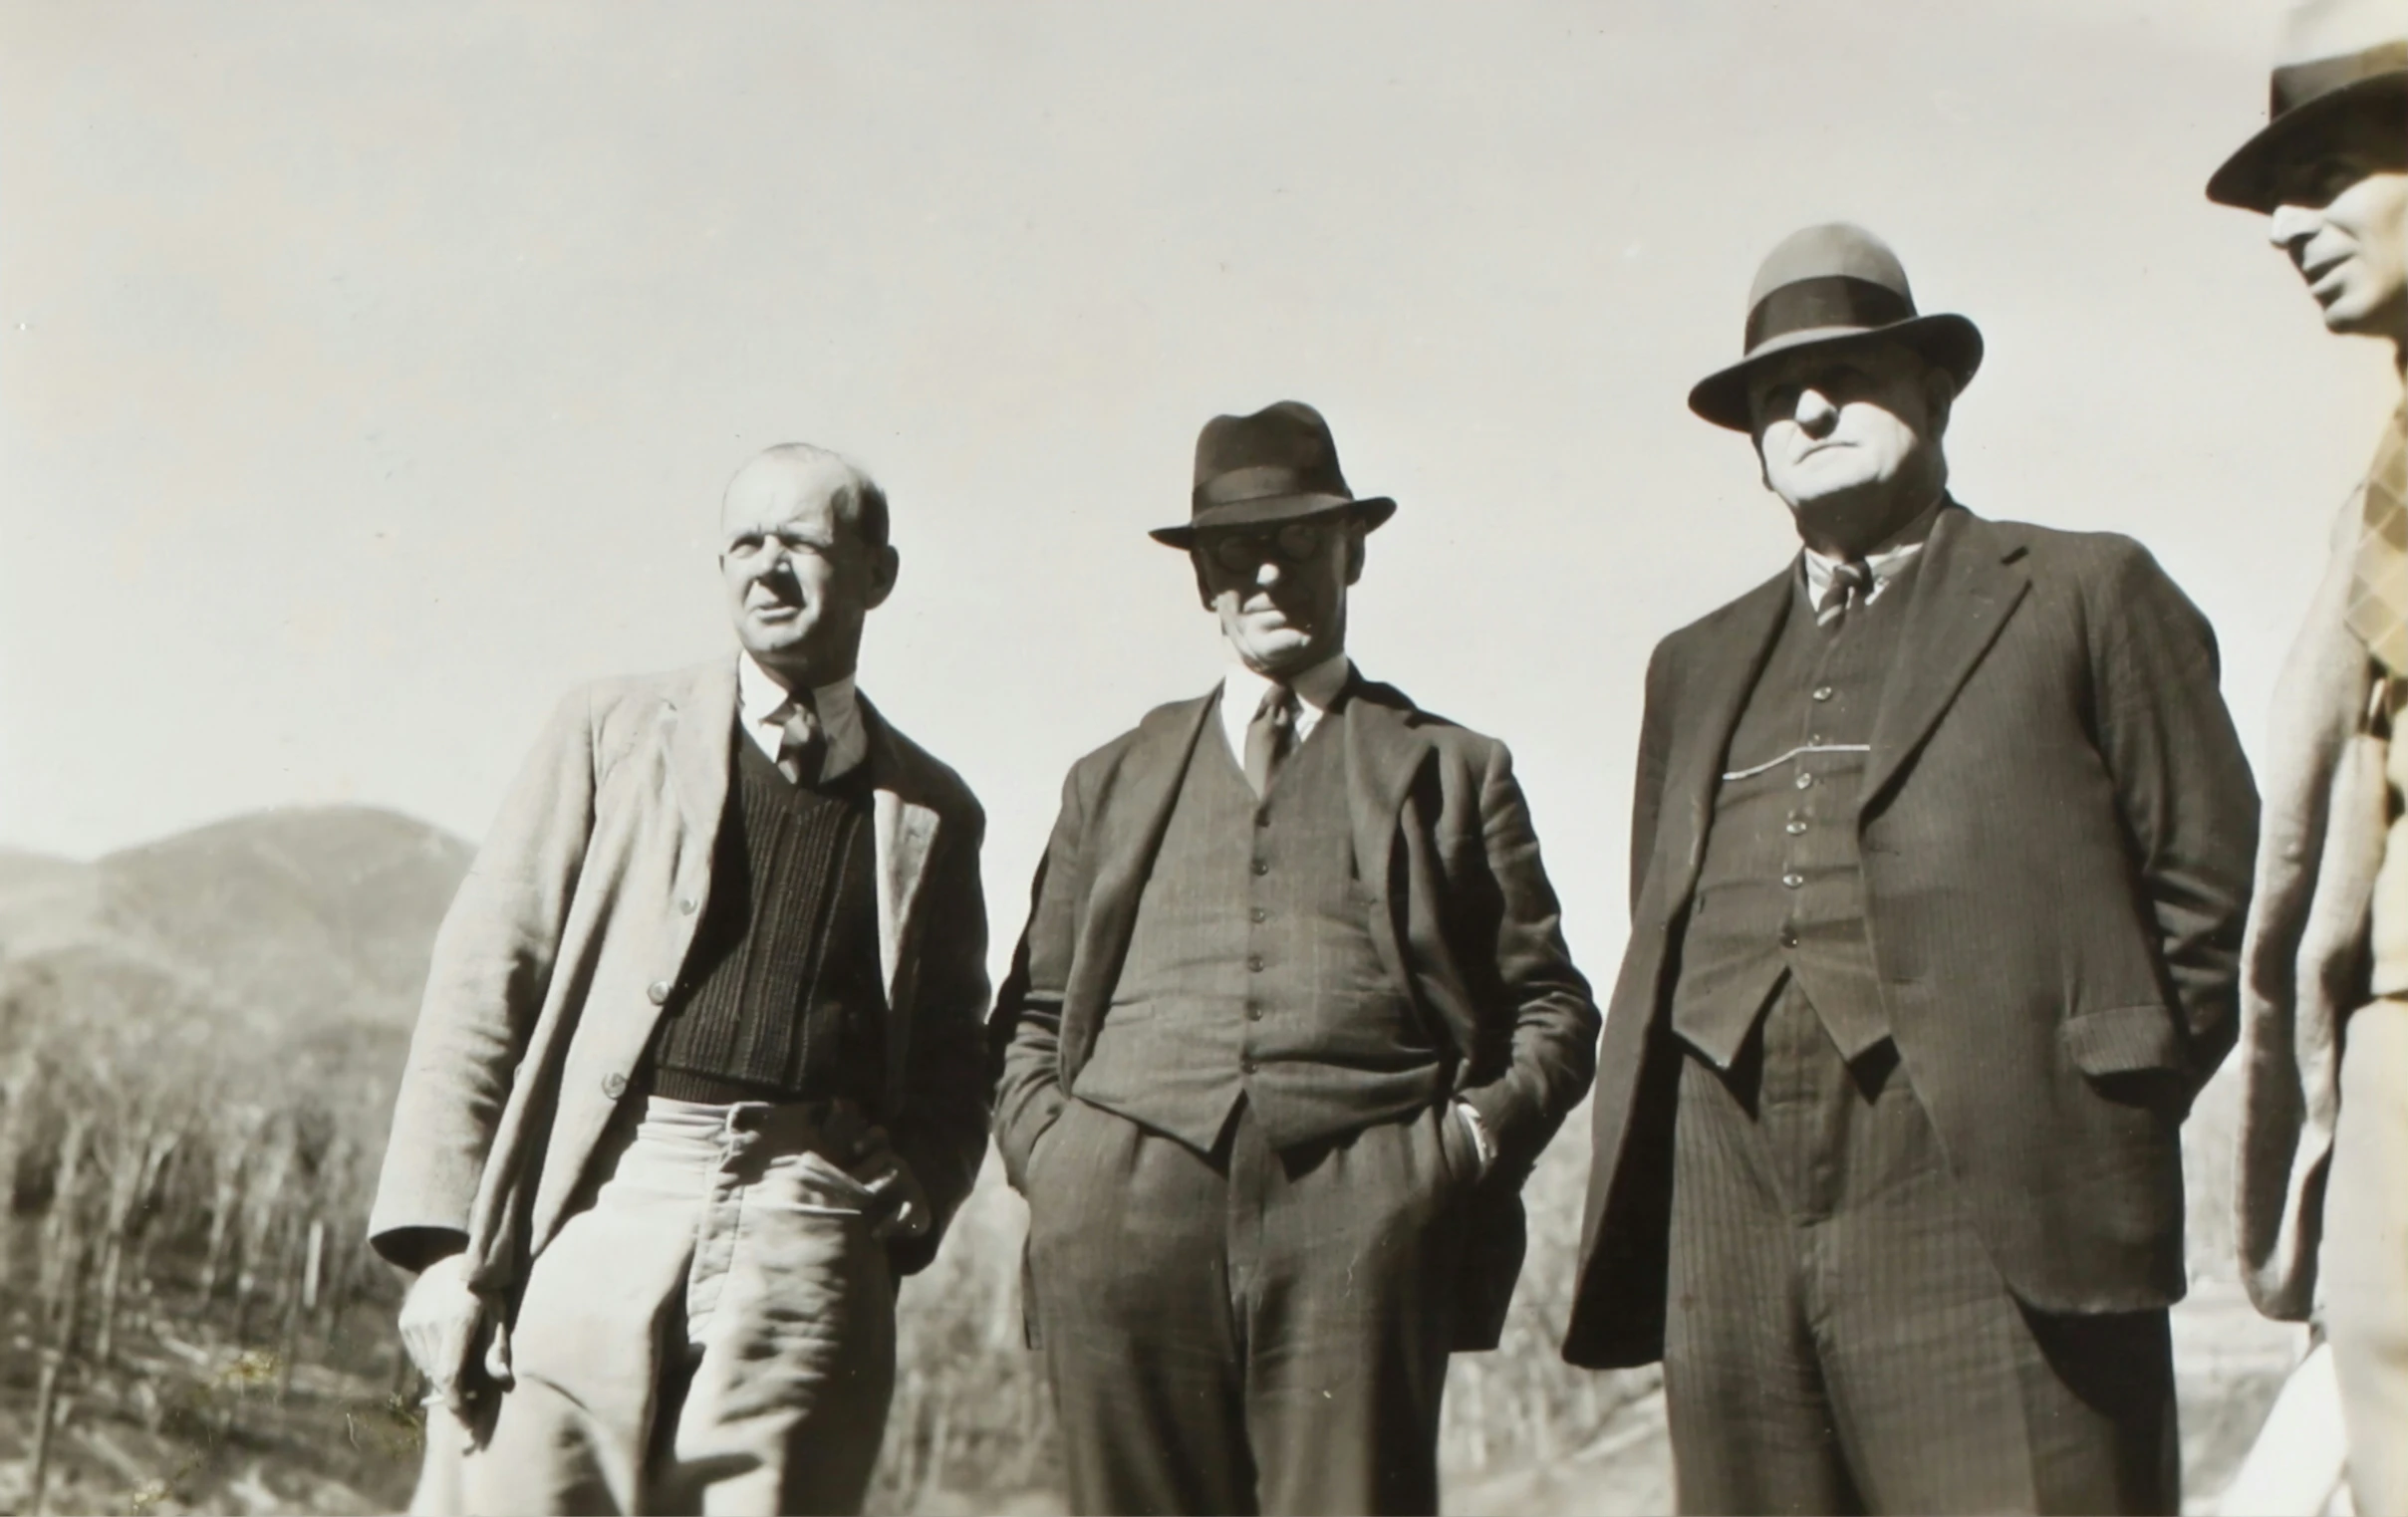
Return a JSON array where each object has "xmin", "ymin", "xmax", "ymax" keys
[
  {"xmin": 2208, "ymin": 0, "xmax": 2408, "ymax": 212},
  {"xmin": 1151, "ymin": 399, "xmax": 1396, "ymax": 548},
  {"xmin": 1687, "ymin": 222, "xmax": 1984, "ymax": 432}
]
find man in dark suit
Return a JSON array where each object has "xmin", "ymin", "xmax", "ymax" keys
[
  {"xmin": 1561, "ymin": 225, "xmax": 2260, "ymax": 1514},
  {"xmin": 993, "ymin": 400, "xmax": 1598, "ymax": 1517}
]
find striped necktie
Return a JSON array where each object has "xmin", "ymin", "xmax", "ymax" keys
[
  {"xmin": 776, "ymin": 697, "xmax": 825, "ymax": 786},
  {"xmin": 2345, "ymin": 401, "xmax": 2408, "ymax": 678},
  {"xmin": 1817, "ymin": 559, "xmax": 1873, "ymax": 630}
]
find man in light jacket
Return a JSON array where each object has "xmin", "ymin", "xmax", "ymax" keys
[
  {"xmin": 2209, "ymin": 3, "xmax": 2408, "ymax": 1511},
  {"xmin": 371, "ymin": 443, "xmax": 989, "ymax": 1514}
]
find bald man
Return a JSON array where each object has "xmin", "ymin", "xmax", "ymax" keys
[{"xmin": 370, "ymin": 445, "xmax": 990, "ymax": 1514}]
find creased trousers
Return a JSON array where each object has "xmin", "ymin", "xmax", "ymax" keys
[
  {"xmin": 2327, "ymin": 998, "xmax": 2408, "ymax": 1517},
  {"xmin": 1664, "ymin": 979, "xmax": 2179, "ymax": 1515},
  {"xmin": 465, "ymin": 1096, "xmax": 896, "ymax": 1516},
  {"xmin": 1024, "ymin": 1097, "xmax": 1472, "ymax": 1517}
]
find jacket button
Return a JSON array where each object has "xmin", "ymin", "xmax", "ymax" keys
[
  {"xmin": 1785, "ymin": 820, "xmax": 1808, "ymax": 836},
  {"xmin": 1781, "ymin": 872, "xmax": 1804, "ymax": 888},
  {"xmin": 1779, "ymin": 928, "xmax": 1799, "ymax": 948},
  {"xmin": 1252, "ymin": 860, "xmax": 1270, "ymax": 876},
  {"xmin": 1250, "ymin": 908, "xmax": 1268, "ymax": 924},
  {"xmin": 602, "ymin": 1072, "xmax": 630, "ymax": 1100},
  {"xmin": 648, "ymin": 980, "xmax": 672, "ymax": 1004},
  {"xmin": 1241, "ymin": 1058, "xmax": 1258, "ymax": 1075},
  {"xmin": 1246, "ymin": 1003, "xmax": 1264, "ymax": 1021},
  {"xmin": 1812, "ymin": 685, "xmax": 1834, "ymax": 702},
  {"xmin": 1247, "ymin": 954, "xmax": 1265, "ymax": 971},
  {"xmin": 1794, "ymin": 772, "xmax": 1814, "ymax": 790}
]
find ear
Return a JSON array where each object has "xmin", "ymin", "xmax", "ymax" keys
[
  {"xmin": 1922, "ymin": 367, "xmax": 1959, "ymax": 437},
  {"xmin": 864, "ymin": 545, "xmax": 901, "ymax": 610},
  {"xmin": 1192, "ymin": 553, "xmax": 1216, "ymax": 611},
  {"xmin": 1342, "ymin": 524, "xmax": 1367, "ymax": 586}
]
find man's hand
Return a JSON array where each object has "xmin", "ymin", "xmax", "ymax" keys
[
  {"xmin": 399, "ymin": 1254, "xmax": 488, "ymax": 1412},
  {"xmin": 841, "ymin": 1126, "xmax": 933, "ymax": 1242}
]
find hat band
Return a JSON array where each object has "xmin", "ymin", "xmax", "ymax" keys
[
  {"xmin": 1744, "ymin": 275, "xmax": 1915, "ymax": 353},
  {"xmin": 2272, "ymin": 39, "xmax": 2408, "ymax": 115},
  {"xmin": 1194, "ymin": 464, "xmax": 1350, "ymax": 511}
]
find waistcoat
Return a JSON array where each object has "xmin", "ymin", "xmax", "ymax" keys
[
  {"xmin": 1074, "ymin": 702, "xmax": 1446, "ymax": 1152},
  {"xmin": 1670, "ymin": 560, "xmax": 1919, "ymax": 1067}
]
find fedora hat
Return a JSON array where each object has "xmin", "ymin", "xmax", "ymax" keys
[
  {"xmin": 2208, "ymin": 0, "xmax": 2408, "ymax": 212},
  {"xmin": 1151, "ymin": 400, "xmax": 1396, "ymax": 547},
  {"xmin": 1687, "ymin": 223, "xmax": 1984, "ymax": 432}
]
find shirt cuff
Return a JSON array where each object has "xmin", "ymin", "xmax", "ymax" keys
[{"xmin": 1453, "ymin": 1100, "xmax": 1494, "ymax": 1176}]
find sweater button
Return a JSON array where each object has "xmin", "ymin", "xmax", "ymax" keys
[
  {"xmin": 1252, "ymin": 860, "xmax": 1270, "ymax": 876},
  {"xmin": 1781, "ymin": 872, "xmax": 1804, "ymax": 888},
  {"xmin": 1247, "ymin": 954, "xmax": 1265, "ymax": 971},
  {"xmin": 1241, "ymin": 1058, "xmax": 1258, "ymax": 1075},
  {"xmin": 1812, "ymin": 686, "xmax": 1834, "ymax": 701},
  {"xmin": 1778, "ymin": 928, "xmax": 1799, "ymax": 948},
  {"xmin": 677, "ymin": 895, "xmax": 698, "ymax": 914},
  {"xmin": 1785, "ymin": 820, "xmax": 1808, "ymax": 835},
  {"xmin": 1246, "ymin": 1003, "xmax": 1264, "ymax": 1021},
  {"xmin": 648, "ymin": 980, "xmax": 672, "ymax": 1004},
  {"xmin": 602, "ymin": 1072, "xmax": 630, "ymax": 1100},
  {"xmin": 1794, "ymin": 772, "xmax": 1814, "ymax": 790},
  {"xmin": 1250, "ymin": 908, "xmax": 1268, "ymax": 924}
]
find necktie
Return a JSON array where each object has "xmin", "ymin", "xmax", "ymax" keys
[
  {"xmin": 2344, "ymin": 402, "xmax": 2408, "ymax": 678},
  {"xmin": 1243, "ymin": 684, "xmax": 1297, "ymax": 799},
  {"xmin": 776, "ymin": 697, "xmax": 825, "ymax": 786},
  {"xmin": 1817, "ymin": 559, "xmax": 1873, "ymax": 630}
]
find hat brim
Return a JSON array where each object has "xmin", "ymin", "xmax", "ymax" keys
[
  {"xmin": 2207, "ymin": 73, "xmax": 2408, "ymax": 211},
  {"xmin": 1150, "ymin": 494, "xmax": 1396, "ymax": 548},
  {"xmin": 1686, "ymin": 312, "xmax": 1986, "ymax": 432}
]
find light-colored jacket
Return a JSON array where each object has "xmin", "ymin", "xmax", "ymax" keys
[
  {"xmin": 369, "ymin": 656, "xmax": 991, "ymax": 1299},
  {"xmin": 2238, "ymin": 484, "xmax": 2389, "ymax": 1322}
]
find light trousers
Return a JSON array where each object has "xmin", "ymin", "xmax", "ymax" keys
[
  {"xmin": 465, "ymin": 1096, "xmax": 896, "ymax": 1516},
  {"xmin": 2327, "ymin": 999, "xmax": 2408, "ymax": 1517}
]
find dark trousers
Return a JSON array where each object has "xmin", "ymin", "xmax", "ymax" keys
[
  {"xmin": 1024, "ymin": 1096, "xmax": 1471, "ymax": 1516},
  {"xmin": 1664, "ymin": 979, "xmax": 2179, "ymax": 1515}
]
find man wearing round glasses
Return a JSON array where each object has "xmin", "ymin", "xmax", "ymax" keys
[{"xmin": 992, "ymin": 400, "xmax": 1599, "ymax": 1515}]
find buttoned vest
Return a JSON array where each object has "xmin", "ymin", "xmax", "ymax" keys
[
  {"xmin": 1073, "ymin": 705, "xmax": 1447, "ymax": 1153},
  {"xmin": 1670, "ymin": 561, "xmax": 1919, "ymax": 1067}
]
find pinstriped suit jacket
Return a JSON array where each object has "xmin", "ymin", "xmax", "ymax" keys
[{"xmin": 1564, "ymin": 502, "xmax": 2260, "ymax": 1371}]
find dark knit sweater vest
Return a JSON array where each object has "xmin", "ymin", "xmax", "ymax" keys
[
  {"xmin": 1073, "ymin": 703, "xmax": 1445, "ymax": 1154},
  {"xmin": 1671, "ymin": 558, "xmax": 1921, "ymax": 1068},
  {"xmin": 644, "ymin": 730, "xmax": 886, "ymax": 1107}
]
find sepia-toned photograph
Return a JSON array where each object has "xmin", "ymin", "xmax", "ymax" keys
[{"xmin": 3, "ymin": 2, "xmax": 2404, "ymax": 1513}]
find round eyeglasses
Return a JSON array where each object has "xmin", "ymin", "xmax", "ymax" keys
[{"xmin": 1201, "ymin": 521, "xmax": 1328, "ymax": 573}]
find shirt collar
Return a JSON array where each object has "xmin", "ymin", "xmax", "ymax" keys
[
  {"xmin": 1217, "ymin": 650, "xmax": 1353, "ymax": 759},
  {"xmin": 736, "ymin": 652, "xmax": 867, "ymax": 781},
  {"xmin": 1799, "ymin": 499, "xmax": 1942, "ymax": 608}
]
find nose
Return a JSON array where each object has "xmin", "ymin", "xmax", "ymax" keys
[
  {"xmin": 1252, "ymin": 558, "xmax": 1284, "ymax": 588},
  {"xmin": 1795, "ymin": 386, "xmax": 1840, "ymax": 434},
  {"xmin": 2269, "ymin": 203, "xmax": 2319, "ymax": 253}
]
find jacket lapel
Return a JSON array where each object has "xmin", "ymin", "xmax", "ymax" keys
[
  {"xmin": 1069, "ymin": 691, "xmax": 1218, "ymax": 1030},
  {"xmin": 1858, "ymin": 504, "xmax": 2029, "ymax": 807},
  {"xmin": 1654, "ymin": 569, "xmax": 1795, "ymax": 917},
  {"xmin": 1341, "ymin": 679, "xmax": 1432, "ymax": 906},
  {"xmin": 667, "ymin": 658, "xmax": 739, "ymax": 864},
  {"xmin": 861, "ymin": 697, "xmax": 940, "ymax": 1008}
]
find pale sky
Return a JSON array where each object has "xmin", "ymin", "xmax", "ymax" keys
[{"xmin": 4, "ymin": 1, "xmax": 2402, "ymax": 978}]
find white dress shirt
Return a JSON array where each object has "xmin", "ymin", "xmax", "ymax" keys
[
  {"xmin": 1215, "ymin": 650, "xmax": 1353, "ymax": 764},
  {"xmin": 735, "ymin": 652, "xmax": 868, "ymax": 783},
  {"xmin": 1798, "ymin": 500, "xmax": 1942, "ymax": 608}
]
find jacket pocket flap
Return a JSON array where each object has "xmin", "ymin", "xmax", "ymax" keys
[{"xmin": 2059, "ymin": 1003, "xmax": 2182, "ymax": 1077}]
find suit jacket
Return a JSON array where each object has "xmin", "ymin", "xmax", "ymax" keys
[
  {"xmin": 2236, "ymin": 456, "xmax": 2396, "ymax": 1323},
  {"xmin": 369, "ymin": 657, "xmax": 990, "ymax": 1295},
  {"xmin": 1563, "ymin": 503, "xmax": 2259, "ymax": 1371},
  {"xmin": 991, "ymin": 675, "xmax": 1599, "ymax": 1352}
]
